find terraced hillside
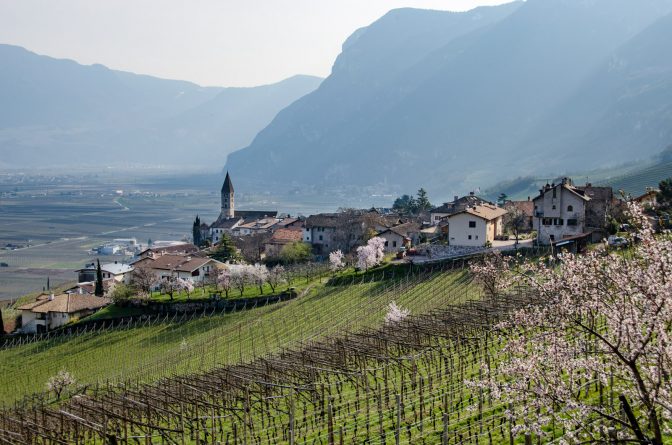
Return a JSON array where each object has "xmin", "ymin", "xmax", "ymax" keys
[{"xmin": 0, "ymin": 265, "xmax": 478, "ymax": 404}]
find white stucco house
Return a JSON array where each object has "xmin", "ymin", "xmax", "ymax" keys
[
  {"xmin": 445, "ymin": 204, "xmax": 507, "ymax": 247},
  {"xmin": 76, "ymin": 261, "xmax": 134, "ymax": 284},
  {"xmin": 532, "ymin": 178, "xmax": 591, "ymax": 245},
  {"xmin": 18, "ymin": 294, "xmax": 110, "ymax": 333}
]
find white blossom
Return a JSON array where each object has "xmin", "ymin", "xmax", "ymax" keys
[
  {"xmin": 384, "ymin": 301, "xmax": 410, "ymax": 324},
  {"xmin": 329, "ymin": 250, "xmax": 345, "ymax": 271}
]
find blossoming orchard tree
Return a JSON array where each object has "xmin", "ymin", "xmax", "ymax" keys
[
  {"xmin": 217, "ymin": 269, "xmax": 233, "ymax": 298},
  {"xmin": 356, "ymin": 237, "xmax": 386, "ymax": 270},
  {"xmin": 384, "ymin": 301, "xmax": 410, "ymax": 324},
  {"xmin": 470, "ymin": 203, "xmax": 672, "ymax": 444},
  {"xmin": 329, "ymin": 250, "xmax": 345, "ymax": 271},
  {"xmin": 157, "ymin": 277, "xmax": 195, "ymax": 301}
]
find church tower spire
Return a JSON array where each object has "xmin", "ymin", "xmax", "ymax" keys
[{"xmin": 221, "ymin": 172, "xmax": 235, "ymax": 218}]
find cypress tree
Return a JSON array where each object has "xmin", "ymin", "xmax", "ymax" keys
[
  {"xmin": 94, "ymin": 259, "xmax": 104, "ymax": 297},
  {"xmin": 192, "ymin": 215, "xmax": 202, "ymax": 247}
]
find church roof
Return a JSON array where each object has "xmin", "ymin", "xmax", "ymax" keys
[{"xmin": 221, "ymin": 172, "xmax": 234, "ymax": 194}]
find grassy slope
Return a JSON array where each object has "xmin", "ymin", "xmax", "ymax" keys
[{"xmin": 0, "ymin": 269, "xmax": 478, "ymax": 403}]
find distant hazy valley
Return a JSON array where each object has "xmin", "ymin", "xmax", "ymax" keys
[{"xmin": 0, "ymin": 44, "xmax": 322, "ymax": 169}]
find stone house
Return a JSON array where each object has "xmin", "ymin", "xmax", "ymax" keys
[{"xmin": 532, "ymin": 179, "xmax": 591, "ymax": 245}]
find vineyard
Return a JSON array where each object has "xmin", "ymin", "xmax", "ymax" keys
[
  {"xmin": 0, "ymin": 263, "xmax": 479, "ymax": 405},
  {"xmin": 0, "ymin": 256, "xmax": 638, "ymax": 444},
  {"xmin": 0, "ymin": 266, "xmax": 531, "ymax": 444}
]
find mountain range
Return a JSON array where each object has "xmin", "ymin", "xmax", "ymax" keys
[
  {"xmin": 3, "ymin": 0, "xmax": 672, "ymax": 201},
  {"xmin": 226, "ymin": 0, "xmax": 672, "ymax": 200},
  {"xmin": 0, "ymin": 44, "xmax": 322, "ymax": 169}
]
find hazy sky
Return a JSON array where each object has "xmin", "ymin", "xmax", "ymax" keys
[{"xmin": 0, "ymin": 0, "xmax": 512, "ymax": 87}]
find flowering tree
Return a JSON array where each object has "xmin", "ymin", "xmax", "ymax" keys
[
  {"xmin": 384, "ymin": 301, "xmax": 410, "ymax": 324},
  {"xmin": 177, "ymin": 278, "xmax": 195, "ymax": 296},
  {"xmin": 46, "ymin": 370, "xmax": 76, "ymax": 400},
  {"xmin": 158, "ymin": 277, "xmax": 194, "ymax": 300},
  {"xmin": 356, "ymin": 237, "xmax": 386, "ymax": 270},
  {"xmin": 230, "ymin": 267, "xmax": 249, "ymax": 297},
  {"xmin": 471, "ymin": 203, "xmax": 672, "ymax": 444},
  {"xmin": 468, "ymin": 250, "xmax": 513, "ymax": 299},
  {"xmin": 329, "ymin": 250, "xmax": 346, "ymax": 271},
  {"xmin": 217, "ymin": 269, "xmax": 232, "ymax": 298},
  {"xmin": 130, "ymin": 264, "xmax": 156, "ymax": 295},
  {"xmin": 248, "ymin": 264, "xmax": 268, "ymax": 294},
  {"xmin": 267, "ymin": 265, "xmax": 286, "ymax": 293}
]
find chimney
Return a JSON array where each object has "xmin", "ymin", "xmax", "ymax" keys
[
  {"xmin": 454, "ymin": 195, "xmax": 459, "ymax": 203},
  {"xmin": 527, "ymin": 196, "xmax": 531, "ymax": 201},
  {"xmin": 469, "ymin": 191, "xmax": 475, "ymax": 196},
  {"xmin": 49, "ymin": 294, "xmax": 54, "ymax": 301}
]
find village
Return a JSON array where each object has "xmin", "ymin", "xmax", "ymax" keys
[{"xmin": 10, "ymin": 172, "xmax": 669, "ymax": 335}]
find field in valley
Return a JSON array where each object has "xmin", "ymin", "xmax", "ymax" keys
[{"xmin": 0, "ymin": 172, "xmax": 394, "ymax": 302}]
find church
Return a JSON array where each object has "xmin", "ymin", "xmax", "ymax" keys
[{"xmin": 209, "ymin": 172, "xmax": 278, "ymax": 244}]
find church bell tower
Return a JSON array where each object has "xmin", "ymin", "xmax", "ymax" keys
[{"xmin": 221, "ymin": 172, "xmax": 235, "ymax": 218}]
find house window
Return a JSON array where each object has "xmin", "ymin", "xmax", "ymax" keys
[
  {"xmin": 475, "ymin": 235, "xmax": 479, "ymax": 240},
  {"xmin": 469, "ymin": 221, "xmax": 476, "ymax": 228},
  {"xmin": 567, "ymin": 205, "xmax": 573, "ymax": 212},
  {"xmin": 468, "ymin": 235, "xmax": 472, "ymax": 240},
  {"xmin": 393, "ymin": 241, "xmax": 397, "ymax": 248},
  {"xmin": 542, "ymin": 218, "xmax": 553, "ymax": 226},
  {"xmin": 567, "ymin": 219, "xmax": 578, "ymax": 226},
  {"xmin": 319, "ymin": 235, "xmax": 323, "ymax": 241},
  {"xmin": 554, "ymin": 218, "xmax": 564, "ymax": 226},
  {"xmin": 552, "ymin": 188, "xmax": 557, "ymax": 199},
  {"xmin": 552, "ymin": 205, "xmax": 556, "ymax": 210},
  {"xmin": 550, "ymin": 235, "xmax": 555, "ymax": 242},
  {"xmin": 385, "ymin": 241, "xmax": 389, "ymax": 247}
]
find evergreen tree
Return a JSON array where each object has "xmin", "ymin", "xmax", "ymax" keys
[
  {"xmin": 657, "ymin": 177, "xmax": 672, "ymax": 210},
  {"xmin": 393, "ymin": 194, "xmax": 413, "ymax": 212},
  {"xmin": 210, "ymin": 234, "xmax": 240, "ymax": 263},
  {"xmin": 416, "ymin": 188, "xmax": 432, "ymax": 212},
  {"xmin": 46, "ymin": 276, "xmax": 50, "ymax": 291},
  {"xmin": 94, "ymin": 259, "xmax": 104, "ymax": 297},
  {"xmin": 192, "ymin": 215, "xmax": 202, "ymax": 247},
  {"xmin": 497, "ymin": 193, "xmax": 509, "ymax": 207}
]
